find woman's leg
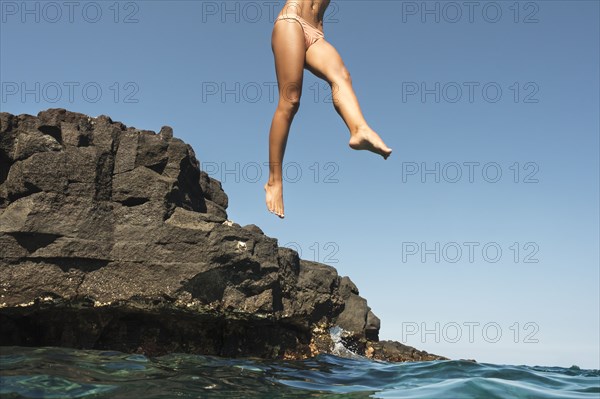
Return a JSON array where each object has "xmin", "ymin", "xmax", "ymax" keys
[
  {"xmin": 265, "ymin": 19, "xmax": 306, "ymax": 218},
  {"xmin": 304, "ymin": 39, "xmax": 392, "ymax": 159}
]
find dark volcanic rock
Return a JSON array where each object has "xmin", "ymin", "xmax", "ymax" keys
[{"xmin": 0, "ymin": 108, "xmax": 447, "ymax": 362}]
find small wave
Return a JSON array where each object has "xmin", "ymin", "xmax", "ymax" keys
[
  {"xmin": 328, "ymin": 325, "xmax": 370, "ymax": 361},
  {"xmin": 0, "ymin": 346, "xmax": 598, "ymax": 398}
]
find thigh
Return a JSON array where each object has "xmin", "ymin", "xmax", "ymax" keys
[
  {"xmin": 272, "ymin": 20, "xmax": 306, "ymax": 102},
  {"xmin": 304, "ymin": 39, "xmax": 348, "ymax": 83}
]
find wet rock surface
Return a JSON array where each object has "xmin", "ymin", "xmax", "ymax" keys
[{"xmin": 0, "ymin": 108, "xmax": 446, "ymax": 362}]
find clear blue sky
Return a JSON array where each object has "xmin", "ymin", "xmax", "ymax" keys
[{"xmin": 1, "ymin": 0, "xmax": 598, "ymax": 369}]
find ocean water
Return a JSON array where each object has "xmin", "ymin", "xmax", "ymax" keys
[{"xmin": 1, "ymin": 346, "xmax": 598, "ymax": 399}]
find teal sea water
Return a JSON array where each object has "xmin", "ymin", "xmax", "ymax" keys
[{"xmin": 0, "ymin": 347, "xmax": 598, "ymax": 399}]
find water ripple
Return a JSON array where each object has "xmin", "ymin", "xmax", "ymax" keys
[{"xmin": 0, "ymin": 347, "xmax": 598, "ymax": 398}]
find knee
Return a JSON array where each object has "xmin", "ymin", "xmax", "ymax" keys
[
  {"xmin": 330, "ymin": 66, "xmax": 352, "ymax": 86},
  {"xmin": 278, "ymin": 96, "xmax": 301, "ymax": 117},
  {"xmin": 277, "ymin": 82, "xmax": 302, "ymax": 116},
  {"xmin": 341, "ymin": 67, "xmax": 352, "ymax": 83}
]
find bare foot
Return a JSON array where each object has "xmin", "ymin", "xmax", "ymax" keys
[
  {"xmin": 349, "ymin": 126, "xmax": 393, "ymax": 160},
  {"xmin": 264, "ymin": 181, "xmax": 285, "ymax": 218}
]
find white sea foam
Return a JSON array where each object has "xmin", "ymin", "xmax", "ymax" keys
[{"xmin": 329, "ymin": 326, "xmax": 366, "ymax": 360}]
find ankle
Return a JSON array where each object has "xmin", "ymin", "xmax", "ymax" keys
[
  {"xmin": 266, "ymin": 178, "xmax": 282, "ymax": 187},
  {"xmin": 350, "ymin": 124, "xmax": 369, "ymax": 136}
]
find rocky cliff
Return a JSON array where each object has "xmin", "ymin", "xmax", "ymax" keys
[{"xmin": 0, "ymin": 108, "xmax": 445, "ymax": 362}]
